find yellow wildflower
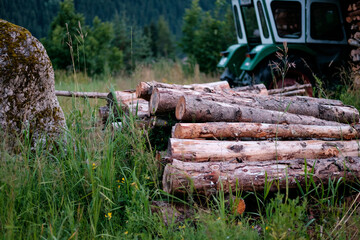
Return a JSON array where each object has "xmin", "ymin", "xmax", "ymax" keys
[
  {"xmin": 92, "ymin": 163, "xmax": 96, "ymax": 170},
  {"xmin": 124, "ymin": 231, "xmax": 128, "ymax": 235},
  {"xmin": 178, "ymin": 225, "xmax": 186, "ymax": 229},
  {"xmin": 266, "ymin": 226, "xmax": 269, "ymax": 230},
  {"xmin": 105, "ymin": 212, "xmax": 112, "ymax": 220},
  {"xmin": 217, "ymin": 217, "xmax": 221, "ymax": 220}
]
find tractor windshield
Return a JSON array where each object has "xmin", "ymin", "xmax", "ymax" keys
[
  {"xmin": 241, "ymin": 5, "xmax": 261, "ymax": 45},
  {"xmin": 271, "ymin": 1, "xmax": 302, "ymax": 39}
]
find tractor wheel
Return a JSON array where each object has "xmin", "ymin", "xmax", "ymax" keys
[
  {"xmin": 252, "ymin": 55, "xmax": 315, "ymax": 97},
  {"xmin": 220, "ymin": 68, "xmax": 236, "ymax": 87}
]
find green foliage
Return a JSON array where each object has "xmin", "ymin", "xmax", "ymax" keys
[
  {"xmin": 180, "ymin": 0, "xmax": 236, "ymax": 73},
  {"xmin": 85, "ymin": 17, "xmax": 123, "ymax": 75},
  {"xmin": 264, "ymin": 194, "xmax": 307, "ymax": 240},
  {"xmin": 43, "ymin": 0, "xmax": 85, "ymax": 71}
]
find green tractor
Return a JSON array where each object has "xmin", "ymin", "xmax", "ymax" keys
[{"xmin": 218, "ymin": 0, "xmax": 348, "ymax": 96}]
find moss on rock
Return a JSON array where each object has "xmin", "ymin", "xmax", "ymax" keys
[{"xmin": 0, "ymin": 19, "xmax": 66, "ymax": 149}]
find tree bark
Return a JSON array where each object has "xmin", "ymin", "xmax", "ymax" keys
[
  {"xmin": 55, "ymin": 90, "xmax": 108, "ymax": 99},
  {"xmin": 175, "ymin": 96, "xmax": 345, "ymax": 126},
  {"xmin": 231, "ymin": 84, "xmax": 268, "ymax": 95},
  {"xmin": 273, "ymin": 89, "xmax": 306, "ymax": 97},
  {"xmin": 222, "ymin": 92, "xmax": 359, "ymax": 124},
  {"xmin": 268, "ymin": 83, "xmax": 312, "ymax": 95},
  {"xmin": 163, "ymin": 157, "xmax": 360, "ymax": 195},
  {"xmin": 136, "ymin": 81, "xmax": 230, "ymax": 100},
  {"xmin": 172, "ymin": 122, "xmax": 359, "ymax": 140},
  {"xmin": 123, "ymin": 98, "xmax": 150, "ymax": 118},
  {"xmin": 107, "ymin": 91, "xmax": 137, "ymax": 106},
  {"xmin": 106, "ymin": 91, "xmax": 150, "ymax": 118},
  {"xmin": 149, "ymin": 87, "xmax": 358, "ymax": 124},
  {"xmin": 168, "ymin": 138, "xmax": 359, "ymax": 162}
]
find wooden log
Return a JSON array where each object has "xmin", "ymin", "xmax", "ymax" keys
[
  {"xmin": 273, "ymin": 89, "xmax": 306, "ymax": 96},
  {"xmin": 123, "ymin": 98, "xmax": 150, "ymax": 118},
  {"xmin": 175, "ymin": 96, "xmax": 345, "ymax": 126},
  {"xmin": 268, "ymin": 83, "xmax": 311, "ymax": 95},
  {"xmin": 107, "ymin": 91, "xmax": 136, "ymax": 106},
  {"xmin": 136, "ymin": 81, "xmax": 230, "ymax": 100},
  {"xmin": 172, "ymin": 122, "xmax": 359, "ymax": 140},
  {"xmin": 150, "ymin": 87, "xmax": 253, "ymax": 115},
  {"xmin": 150, "ymin": 87, "xmax": 358, "ymax": 124},
  {"xmin": 163, "ymin": 157, "xmax": 360, "ymax": 195},
  {"xmin": 149, "ymin": 87, "xmax": 187, "ymax": 115},
  {"xmin": 55, "ymin": 90, "xmax": 108, "ymax": 99},
  {"xmin": 107, "ymin": 91, "xmax": 150, "ymax": 118},
  {"xmin": 349, "ymin": 9, "xmax": 360, "ymax": 17},
  {"xmin": 232, "ymin": 84, "xmax": 268, "ymax": 95},
  {"xmin": 179, "ymin": 93, "xmax": 359, "ymax": 124},
  {"xmin": 168, "ymin": 138, "xmax": 359, "ymax": 162}
]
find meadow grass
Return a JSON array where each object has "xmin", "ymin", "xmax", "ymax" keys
[{"xmin": 1, "ymin": 61, "xmax": 360, "ymax": 239}]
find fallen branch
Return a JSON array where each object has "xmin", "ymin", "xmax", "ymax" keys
[{"xmin": 55, "ymin": 90, "xmax": 108, "ymax": 99}]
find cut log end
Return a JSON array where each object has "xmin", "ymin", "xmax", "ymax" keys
[
  {"xmin": 136, "ymin": 82, "xmax": 151, "ymax": 100},
  {"xmin": 175, "ymin": 96, "xmax": 186, "ymax": 120}
]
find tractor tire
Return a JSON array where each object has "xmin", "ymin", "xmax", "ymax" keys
[
  {"xmin": 220, "ymin": 68, "xmax": 236, "ymax": 87},
  {"xmin": 252, "ymin": 55, "xmax": 316, "ymax": 97}
]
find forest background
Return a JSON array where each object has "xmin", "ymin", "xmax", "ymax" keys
[{"xmin": 0, "ymin": 0, "xmax": 236, "ymax": 76}]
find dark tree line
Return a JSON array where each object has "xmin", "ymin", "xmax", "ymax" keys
[
  {"xmin": 0, "ymin": 0, "xmax": 215, "ymax": 39},
  {"xmin": 1, "ymin": 0, "xmax": 237, "ymax": 76}
]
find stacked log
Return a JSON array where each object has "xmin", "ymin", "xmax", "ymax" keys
[
  {"xmin": 92, "ymin": 80, "xmax": 360, "ymax": 199},
  {"xmin": 347, "ymin": 1, "xmax": 360, "ymax": 89},
  {"xmin": 152, "ymin": 84, "xmax": 360, "ymax": 195}
]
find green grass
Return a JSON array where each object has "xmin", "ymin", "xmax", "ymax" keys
[{"xmin": 1, "ymin": 62, "xmax": 360, "ymax": 239}]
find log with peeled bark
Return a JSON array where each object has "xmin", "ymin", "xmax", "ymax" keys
[
  {"xmin": 55, "ymin": 90, "xmax": 108, "ymax": 99},
  {"xmin": 168, "ymin": 138, "xmax": 359, "ymax": 162},
  {"xmin": 268, "ymin": 83, "xmax": 311, "ymax": 95},
  {"xmin": 231, "ymin": 84, "xmax": 268, "ymax": 95},
  {"xmin": 136, "ymin": 81, "xmax": 230, "ymax": 100},
  {"xmin": 175, "ymin": 96, "xmax": 345, "ymax": 126},
  {"xmin": 172, "ymin": 122, "xmax": 359, "ymax": 140},
  {"xmin": 163, "ymin": 157, "xmax": 360, "ymax": 195}
]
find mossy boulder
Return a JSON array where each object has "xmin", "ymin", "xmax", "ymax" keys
[{"xmin": 0, "ymin": 19, "xmax": 66, "ymax": 148}]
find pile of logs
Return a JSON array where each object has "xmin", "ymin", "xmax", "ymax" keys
[
  {"xmin": 97, "ymin": 80, "xmax": 360, "ymax": 199},
  {"xmin": 347, "ymin": 1, "xmax": 360, "ymax": 89}
]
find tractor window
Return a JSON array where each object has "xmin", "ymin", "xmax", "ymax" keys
[
  {"xmin": 233, "ymin": 5, "xmax": 243, "ymax": 39},
  {"xmin": 257, "ymin": 1, "xmax": 269, "ymax": 38},
  {"xmin": 241, "ymin": 6, "xmax": 261, "ymax": 44},
  {"xmin": 310, "ymin": 3, "xmax": 343, "ymax": 41},
  {"xmin": 271, "ymin": 1, "xmax": 301, "ymax": 38}
]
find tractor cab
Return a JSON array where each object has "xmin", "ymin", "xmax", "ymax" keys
[{"xmin": 218, "ymin": 0, "xmax": 347, "ymax": 92}]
